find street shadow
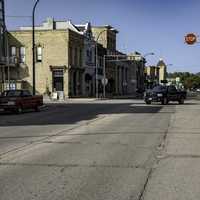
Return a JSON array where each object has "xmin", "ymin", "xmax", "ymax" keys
[{"xmin": 0, "ymin": 103, "xmax": 163, "ymax": 127}]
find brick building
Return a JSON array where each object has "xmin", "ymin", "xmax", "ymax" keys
[
  {"xmin": 8, "ymin": 18, "xmax": 86, "ymax": 98},
  {"xmin": 6, "ymin": 18, "xmax": 144, "ymax": 98}
]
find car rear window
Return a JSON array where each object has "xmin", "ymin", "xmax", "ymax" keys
[
  {"xmin": 2, "ymin": 90, "xmax": 22, "ymax": 97},
  {"xmin": 152, "ymin": 86, "xmax": 166, "ymax": 92}
]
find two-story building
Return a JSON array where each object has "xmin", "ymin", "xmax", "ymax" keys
[
  {"xmin": 145, "ymin": 58, "xmax": 167, "ymax": 88},
  {"xmin": 7, "ymin": 18, "xmax": 145, "ymax": 98},
  {"xmin": 8, "ymin": 18, "xmax": 86, "ymax": 98}
]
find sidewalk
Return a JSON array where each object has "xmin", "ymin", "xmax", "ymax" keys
[
  {"xmin": 43, "ymin": 97, "xmax": 97, "ymax": 104},
  {"xmin": 143, "ymin": 99, "xmax": 200, "ymax": 200},
  {"xmin": 43, "ymin": 93, "xmax": 142, "ymax": 104}
]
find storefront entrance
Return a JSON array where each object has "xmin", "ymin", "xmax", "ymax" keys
[{"xmin": 52, "ymin": 70, "xmax": 64, "ymax": 92}]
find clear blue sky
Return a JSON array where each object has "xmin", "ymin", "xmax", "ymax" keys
[{"xmin": 5, "ymin": 0, "xmax": 200, "ymax": 73}]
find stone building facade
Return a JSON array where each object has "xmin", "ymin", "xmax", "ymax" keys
[
  {"xmin": 145, "ymin": 58, "xmax": 168, "ymax": 88},
  {"xmin": 157, "ymin": 58, "xmax": 167, "ymax": 83},
  {"xmin": 8, "ymin": 19, "xmax": 85, "ymax": 98},
  {"xmin": 5, "ymin": 18, "xmax": 144, "ymax": 98},
  {"xmin": 92, "ymin": 26, "xmax": 126, "ymax": 96},
  {"xmin": 145, "ymin": 66, "xmax": 160, "ymax": 88}
]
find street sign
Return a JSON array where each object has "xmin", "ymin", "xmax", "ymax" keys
[
  {"xmin": 185, "ymin": 33, "xmax": 197, "ymax": 45},
  {"xmin": 101, "ymin": 78, "xmax": 108, "ymax": 86}
]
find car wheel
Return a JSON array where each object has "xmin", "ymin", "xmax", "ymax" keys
[
  {"xmin": 15, "ymin": 106, "xmax": 23, "ymax": 114},
  {"xmin": 162, "ymin": 97, "xmax": 168, "ymax": 105},
  {"xmin": 34, "ymin": 106, "xmax": 40, "ymax": 112},
  {"xmin": 179, "ymin": 97, "xmax": 184, "ymax": 104},
  {"xmin": 145, "ymin": 100, "xmax": 151, "ymax": 105}
]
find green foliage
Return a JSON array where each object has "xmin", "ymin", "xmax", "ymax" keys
[{"xmin": 167, "ymin": 72, "xmax": 200, "ymax": 89}]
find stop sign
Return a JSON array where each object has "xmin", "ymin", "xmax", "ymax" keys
[{"xmin": 185, "ymin": 33, "xmax": 197, "ymax": 45}]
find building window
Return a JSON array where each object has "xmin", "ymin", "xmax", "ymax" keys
[
  {"xmin": 11, "ymin": 46, "xmax": 16, "ymax": 57},
  {"xmin": 20, "ymin": 46, "xmax": 25, "ymax": 63},
  {"xmin": 36, "ymin": 46, "xmax": 42, "ymax": 62}
]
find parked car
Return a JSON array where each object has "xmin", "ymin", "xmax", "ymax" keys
[
  {"xmin": 144, "ymin": 85, "xmax": 187, "ymax": 105},
  {"xmin": 0, "ymin": 90, "xmax": 43, "ymax": 113}
]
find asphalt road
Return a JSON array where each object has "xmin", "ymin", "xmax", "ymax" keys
[{"xmin": 0, "ymin": 99, "xmax": 178, "ymax": 200}]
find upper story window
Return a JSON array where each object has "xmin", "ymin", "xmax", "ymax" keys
[
  {"xmin": 11, "ymin": 46, "xmax": 17, "ymax": 57},
  {"xmin": 36, "ymin": 46, "xmax": 42, "ymax": 62},
  {"xmin": 20, "ymin": 46, "xmax": 25, "ymax": 63}
]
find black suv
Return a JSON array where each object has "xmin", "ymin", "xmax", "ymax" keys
[{"xmin": 144, "ymin": 85, "xmax": 186, "ymax": 105}]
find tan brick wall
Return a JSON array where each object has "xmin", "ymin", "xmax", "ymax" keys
[
  {"xmin": 92, "ymin": 27, "xmax": 117, "ymax": 52},
  {"xmin": 8, "ymin": 29, "xmax": 85, "ymax": 98},
  {"xmin": 159, "ymin": 65, "xmax": 167, "ymax": 82},
  {"xmin": 8, "ymin": 30, "xmax": 69, "ymax": 96},
  {"xmin": 92, "ymin": 27, "xmax": 108, "ymax": 48}
]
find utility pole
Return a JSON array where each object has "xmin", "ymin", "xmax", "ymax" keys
[
  {"xmin": 32, "ymin": 0, "xmax": 40, "ymax": 95},
  {"xmin": 103, "ymin": 55, "xmax": 106, "ymax": 98}
]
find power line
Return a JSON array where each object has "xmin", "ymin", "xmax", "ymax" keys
[{"xmin": 6, "ymin": 15, "xmax": 31, "ymax": 18}]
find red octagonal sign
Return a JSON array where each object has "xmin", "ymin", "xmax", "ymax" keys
[{"xmin": 185, "ymin": 33, "xmax": 197, "ymax": 45}]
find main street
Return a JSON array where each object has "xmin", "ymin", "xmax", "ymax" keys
[{"xmin": 0, "ymin": 99, "xmax": 199, "ymax": 200}]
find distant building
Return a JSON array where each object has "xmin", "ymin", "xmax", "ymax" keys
[
  {"xmin": 145, "ymin": 65, "xmax": 160, "ymax": 87},
  {"xmin": 145, "ymin": 58, "xmax": 168, "ymax": 88},
  {"xmin": 157, "ymin": 58, "xmax": 167, "ymax": 83}
]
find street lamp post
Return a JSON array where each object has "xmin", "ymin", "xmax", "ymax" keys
[
  {"xmin": 5, "ymin": 29, "xmax": 10, "ymax": 90},
  {"xmin": 103, "ymin": 55, "xmax": 106, "ymax": 98},
  {"xmin": 95, "ymin": 30, "xmax": 106, "ymax": 98},
  {"xmin": 32, "ymin": 0, "xmax": 40, "ymax": 95}
]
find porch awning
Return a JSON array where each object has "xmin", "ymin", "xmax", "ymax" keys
[{"xmin": 49, "ymin": 65, "xmax": 67, "ymax": 71}]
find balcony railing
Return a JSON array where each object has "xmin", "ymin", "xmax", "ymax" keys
[{"xmin": 0, "ymin": 56, "xmax": 19, "ymax": 66}]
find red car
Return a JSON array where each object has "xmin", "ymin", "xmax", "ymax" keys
[{"xmin": 0, "ymin": 90, "xmax": 43, "ymax": 113}]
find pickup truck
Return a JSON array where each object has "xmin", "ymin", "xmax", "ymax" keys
[
  {"xmin": 144, "ymin": 85, "xmax": 187, "ymax": 105},
  {"xmin": 0, "ymin": 90, "xmax": 43, "ymax": 113}
]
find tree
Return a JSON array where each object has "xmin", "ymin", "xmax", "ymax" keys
[{"xmin": 167, "ymin": 72, "xmax": 200, "ymax": 89}]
